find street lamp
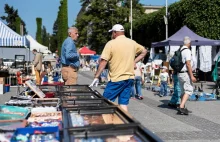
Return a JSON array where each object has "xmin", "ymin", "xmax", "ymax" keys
[{"xmin": 165, "ymin": 0, "xmax": 168, "ymax": 39}]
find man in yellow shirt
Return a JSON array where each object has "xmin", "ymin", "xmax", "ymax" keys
[{"xmin": 90, "ymin": 24, "xmax": 147, "ymax": 111}]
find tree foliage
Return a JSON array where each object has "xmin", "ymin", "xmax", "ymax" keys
[
  {"xmin": 76, "ymin": 0, "xmax": 144, "ymax": 54},
  {"xmin": 49, "ymin": 19, "xmax": 58, "ymax": 53},
  {"xmin": 56, "ymin": 0, "xmax": 68, "ymax": 55},
  {"xmin": 1, "ymin": 4, "xmax": 27, "ymax": 35},
  {"xmin": 132, "ymin": 0, "xmax": 220, "ymax": 48},
  {"xmin": 36, "ymin": 17, "xmax": 42, "ymax": 44},
  {"xmin": 42, "ymin": 26, "xmax": 50, "ymax": 47},
  {"xmin": 15, "ymin": 17, "xmax": 21, "ymax": 34}
]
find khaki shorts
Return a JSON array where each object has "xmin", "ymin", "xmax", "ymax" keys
[
  {"xmin": 178, "ymin": 72, "xmax": 193, "ymax": 96},
  {"xmin": 61, "ymin": 66, "xmax": 78, "ymax": 85}
]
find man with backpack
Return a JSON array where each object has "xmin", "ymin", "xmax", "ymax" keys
[{"xmin": 170, "ymin": 36, "xmax": 196, "ymax": 115}]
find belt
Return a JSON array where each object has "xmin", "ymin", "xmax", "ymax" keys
[
  {"xmin": 179, "ymin": 71, "xmax": 188, "ymax": 73},
  {"xmin": 62, "ymin": 64, "xmax": 79, "ymax": 71}
]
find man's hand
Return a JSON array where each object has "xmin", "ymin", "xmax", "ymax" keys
[
  {"xmin": 191, "ymin": 76, "xmax": 197, "ymax": 83},
  {"xmin": 134, "ymin": 63, "xmax": 137, "ymax": 69},
  {"xmin": 89, "ymin": 78, "xmax": 99, "ymax": 87}
]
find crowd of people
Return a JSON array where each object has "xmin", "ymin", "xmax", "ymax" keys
[{"xmin": 40, "ymin": 23, "xmax": 196, "ymax": 115}]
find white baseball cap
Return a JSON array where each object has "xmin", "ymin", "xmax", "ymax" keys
[{"xmin": 108, "ymin": 24, "xmax": 125, "ymax": 32}]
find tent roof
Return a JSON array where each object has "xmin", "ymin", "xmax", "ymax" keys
[
  {"xmin": 79, "ymin": 46, "xmax": 96, "ymax": 55},
  {"xmin": 152, "ymin": 26, "xmax": 220, "ymax": 48},
  {"xmin": 26, "ymin": 35, "xmax": 49, "ymax": 52},
  {"xmin": 0, "ymin": 20, "xmax": 29, "ymax": 47}
]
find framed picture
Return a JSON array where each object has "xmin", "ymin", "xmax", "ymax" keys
[{"xmin": 25, "ymin": 80, "xmax": 45, "ymax": 98}]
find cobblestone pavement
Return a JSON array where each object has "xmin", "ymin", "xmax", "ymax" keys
[
  {"xmin": 78, "ymin": 71, "xmax": 220, "ymax": 142},
  {"xmin": 1, "ymin": 71, "xmax": 220, "ymax": 142}
]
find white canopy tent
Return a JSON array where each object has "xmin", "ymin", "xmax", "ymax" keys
[{"xmin": 26, "ymin": 35, "xmax": 51, "ymax": 53}]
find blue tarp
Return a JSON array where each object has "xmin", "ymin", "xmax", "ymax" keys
[{"xmin": 90, "ymin": 55, "xmax": 100, "ymax": 61}]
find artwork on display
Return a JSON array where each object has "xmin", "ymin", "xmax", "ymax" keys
[
  {"xmin": 25, "ymin": 80, "xmax": 45, "ymax": 98},
  {"xmin": 69, "ymin": 113, "xmax": 124, "ymax": 127}
]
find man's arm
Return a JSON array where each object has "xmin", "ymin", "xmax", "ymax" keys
[
  {"xmin": 94, "ymin": 59, "xmax": 108, "ymax": 78},
  {"xmin": 65, "ymin": 41, "xmax": 78, "ymax": 60},
  {"xmin": 134, "ymin": 48, "xmax": 147, "ymax": 64},
  {"xmin": 186, "ymin": 60, "xmax": 196, "ymax": 82}
]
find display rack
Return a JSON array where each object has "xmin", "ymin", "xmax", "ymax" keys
[
  {"xmin": 59, "ymin": 84, "xmax": 94, "ymax": 92},
  {"xmin": 62, "ymin": 106, "xmax": 139, "ymax": 129},
  {"xmin": 62, "ymin": 98, "xmax": 115, "ymax": 108},
  {"xmin": 2, "ymin": 84, "xmax": 162, "ymax": 142},
  {"xmin": 59, "ymin": 91, "xmax": 104, "ymax": 99},
  {"xmin": 64, "ymin": 124, "xmax": 162, "ymax": 142}
]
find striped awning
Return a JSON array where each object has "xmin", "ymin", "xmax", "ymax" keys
[{"xmin": 0, "ymin": 20, "xmax": 28, "ymax": 47}]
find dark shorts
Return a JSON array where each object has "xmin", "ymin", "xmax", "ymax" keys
[{"xmin": 103, "ymin": 79, "xmax": 134, "ymax": 105}]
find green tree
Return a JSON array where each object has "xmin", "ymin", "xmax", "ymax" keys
[
  {"xmin": 76, "ymin": 0, "xmax": 144, "ymax": 54},
  {"xmin": 49, "ymin": 19, "xmax": 58, "ymax": 53},
  {"xmin": 169, "ymin": 0, "xmax": 220, "ymax": 40},
  {"xmin": 49, "ymin": 35, "xmax": 58, "ymax": 53},
  {"xmin": 131, "ymin": 0, "xmax": 220, "ymax": 48},
  {"xmin": 1, "ymin": 4, "xmax": 27, "ymax": 34},
  {"xmin": 36, "ymin": 17, "xmax": 42, "ymax": 44},
  {"xmin": 42, "ymin": 26, "xmax": 50, "ymax": 47},
  {"xmin": 15, "ymin": 17, "xmax": 21, "ymax": 34},
  {"xmin": 56, "ymin": 0, "xmax": 68, "ymax": 55}
]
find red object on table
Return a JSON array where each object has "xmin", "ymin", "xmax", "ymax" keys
[
  {"xmin": 44, "ymin": 92, "xmax": 55, "ymax": 98},
  {"xmin": 42, "ymin": 82, "xmax": 64, "ymax": 86}
]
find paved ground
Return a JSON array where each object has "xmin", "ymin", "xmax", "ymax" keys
[
  {"xmin": 1, "ymin": 71, "xmax": 220, "ymax": 142},
  {"xmin": 78, "ymin": 71, "xmax": 220, "ymax": 142}
]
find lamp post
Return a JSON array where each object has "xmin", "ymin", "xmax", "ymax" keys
[
  {"xmin": 165, "ymin": 0, "xmax": 168, "ymax": 39},
  {"xmin": 130, "ymin": 0, "xmax": 132, "ymax": 39}
]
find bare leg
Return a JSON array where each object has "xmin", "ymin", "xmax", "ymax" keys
[
  {"xmin": 119, "ymin": 105, "xmax": 128, "ymax": 112},
  {"xmin": 180, "ymin": 93, "xmax": 189, "ymax": 108}
]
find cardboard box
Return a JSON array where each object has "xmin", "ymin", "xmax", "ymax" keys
[
  {"xmin": 0, "ymin": 77, "xmax": 5, "ymax": 84},
  {"xmin": 0, "ymin": 78, "xmax": 5, "ymax": 94}
]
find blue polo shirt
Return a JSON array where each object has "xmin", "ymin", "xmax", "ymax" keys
[{"xmin": 61, "ymin": 37, "xmax": 80, "ymax": 68}]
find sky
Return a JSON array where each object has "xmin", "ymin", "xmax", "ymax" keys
[{"xmin": 0, "ymin": 0, "xmax": 178, "ymax": 39}]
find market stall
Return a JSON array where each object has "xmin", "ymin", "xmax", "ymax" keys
[
  {"xmin": 0, "ymin": 20, "xmax": 29, "ymax": 47},
  {"xmin": 79, "ymin": 46, "xmax": 96, "ymax": 56},
  {"xmin": 150, "ymin": 25, "xmax": 220, "ymax": 81},
  {"xmin": 0, "ymin": 81, "xmax": 163, "ymax": 142},
  {"xmin": 26, "ymin": 35, "xmax": 50, "ymax": 53}
]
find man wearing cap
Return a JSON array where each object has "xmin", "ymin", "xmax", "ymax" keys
[
  {"xmin": 90, "ymin": 24, "xmax": 147, "ymax": 111},
  {"xmin": 61, "ymin": 27, "xmax": 80, "ymax": 85},
  {"xmin": 177, "ymin": 36, "xmax": 196, "ymax": 115}
]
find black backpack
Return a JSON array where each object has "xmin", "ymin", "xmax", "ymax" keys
[{"xmin": 169, "ymin": 47, "xmax": 188, "ymax": 72}]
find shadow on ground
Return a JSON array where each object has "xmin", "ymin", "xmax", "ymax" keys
[{"xmin": 157, "ymin": 99, "xmax": 179, "ymax": 110}]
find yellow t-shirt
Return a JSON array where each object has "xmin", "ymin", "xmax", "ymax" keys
[{"xmin": 101, "ymin": 35, "xmax": 145, "ymax": 82}]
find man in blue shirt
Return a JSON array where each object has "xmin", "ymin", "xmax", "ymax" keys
[{"xmin": 61, "ymin": 27, "xmax": 80, "ymax": 85}]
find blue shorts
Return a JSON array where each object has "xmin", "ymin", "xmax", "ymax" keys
[{"xmin": 103, "ymin": 79, "xmax": 134, "ymax": 105}]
